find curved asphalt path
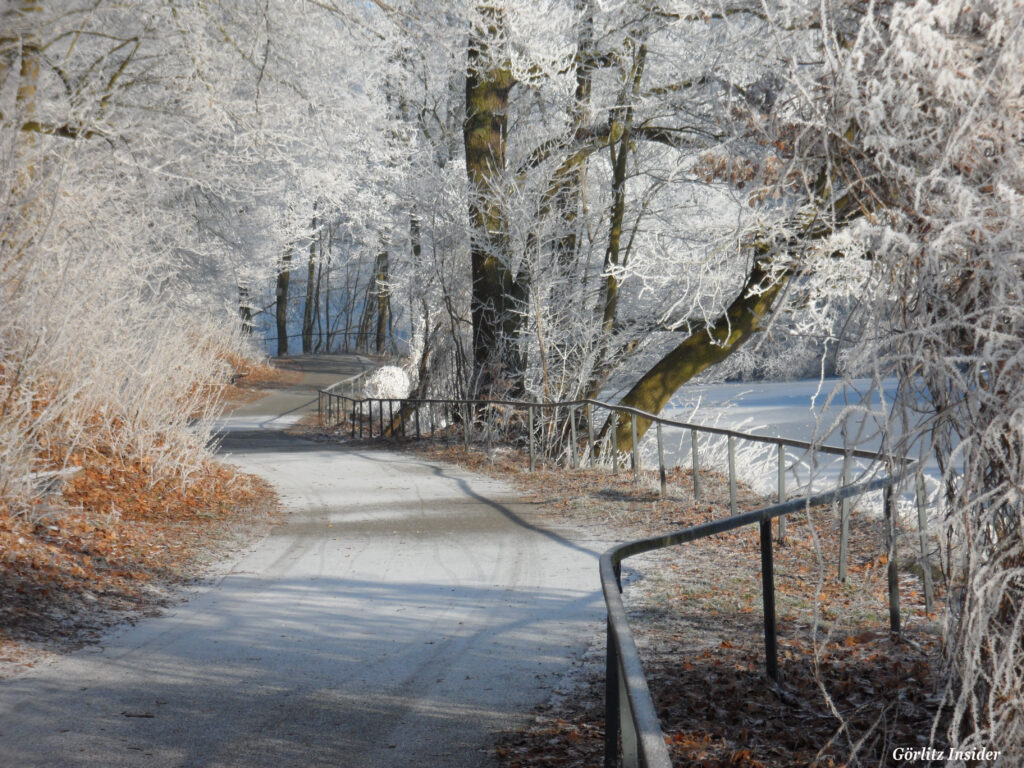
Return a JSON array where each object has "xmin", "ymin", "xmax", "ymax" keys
[{"xmin": 0, "ymin": 355, "xmax": 606, "ymax": 767}]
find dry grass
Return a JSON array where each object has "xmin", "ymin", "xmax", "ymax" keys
[{"xmin": 0, "ymin": 352, "xmax": 286, "ymax": 677}]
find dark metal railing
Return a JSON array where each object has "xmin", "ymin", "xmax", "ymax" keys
[
  {"xmin": 317, "ymin": 381, "xmax": 931, "ymax": 768},
  {"xmin": 600, "ymin": 474, "xmax": 904, "ymax": 767}
]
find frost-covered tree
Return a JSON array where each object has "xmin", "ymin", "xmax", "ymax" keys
[
  {"xmin": 0, "ymin": 0, "xmax": 391, "ymax": 507},
  {"xmin": 365, "ymin": 1, "xmax": 844, "ymax": 410},
  {"xmin": 804, "ymin": 0, "xmax": 1024, "ymax": 756}
]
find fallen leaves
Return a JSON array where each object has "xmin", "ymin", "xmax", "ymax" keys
[
  {"xmin": 0, "ymin": 448, "xmax": 278, "ymax": 668},
  {"xmin": 383, "ymin": 436, "xmax": 946, "ymax": 768}
]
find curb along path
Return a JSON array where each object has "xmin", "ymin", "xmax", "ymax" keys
[{"xmin": 0, "ymin": 355, "xmax": 608, "ymax": 768}]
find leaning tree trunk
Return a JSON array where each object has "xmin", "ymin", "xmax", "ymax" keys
[{"xmin": 611, "ymin": 257, "xmax": 789, "ymax": 450}]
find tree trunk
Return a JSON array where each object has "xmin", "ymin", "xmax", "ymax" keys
[
  {"xmin": 586, "ymin": 42, "xmax": 646, "ymax": 398},
  {"xmin": 1, "ymin": 0, "xmax": 41, "ymax": 277},
  {"xmin": 302, "ymin": 214, "xmax": 317, "ymax": 354},
  {"xmin": 356, "ymin": 264, "xmax": 377, "ymax": 353},
  {"xmin": 275, "ymin": 252, "xmax": 291, "ymax": 357},
  {"xmin": 314, "ymin": 254, "xmax": 324, "ymax": 352},
  {"xmin": 238, "ymin": 285, "xmax": 253, "ymax": 335},
  {"xmin": 557, "ymin": 0, "xmax": 595, "ymax": 266},
  {"xmin": 611, "ymin": 258, "xmax": 789, "ymax": 450},
  {"xmin": 464, "ymin": 5, "xmax": 527, "ymax": 397},
  {"xmin": 375, "ymin": 250, "xmax": 389, "ymax": 355}
]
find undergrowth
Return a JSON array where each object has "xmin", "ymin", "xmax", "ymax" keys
[{"xmin": 0, "ymin": 276, "xmax": 284, "ymax": 667}]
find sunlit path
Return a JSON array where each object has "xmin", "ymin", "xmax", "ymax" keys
[{"xmin": 0, "ymin": 356, "xmax": 606, "ymax": 767}]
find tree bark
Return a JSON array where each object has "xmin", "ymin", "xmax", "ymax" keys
[
  {"xmin": 375, "ymin": 250, "xmax": 389, "ymax": 355},
  {"xmin": 464, "ymin": 5, "xmax": 527, "ymax": 397},
  {"xmin": 302, "ymin": 213, "xmax": 317, "ymax": 354},
  {"xmin": 275, "ymin": 252, "xmax": 291, "ymax": 357},
  {"xmin": 612, "ymin": 257, "xmax": 789, "ymax": 450}
]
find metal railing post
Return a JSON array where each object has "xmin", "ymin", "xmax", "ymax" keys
[
  {"xmin": 630, "ymin": 413, "xmax": 639, "ymax": 482},
  {"xmin": 777, "ymin": 444, "xmax": 787, "ymax": 541},
  {"xmin": 915, "ymin": 473, "xmax": 934, "ymax": 614},
  {"xmin": 462, "ymin": 403, "xmax": 471, "ymax": 450},
  {"xmin": 657, "ymin": 421, "xmax": 666, "ymax": 497},
  {"xmin": 378, "ymin": 400, "xmax": 385, "ymax": 438},
  {"xmin": 728, "ymin": 435, "xmax": 737, "ymax": 516},
  {"xmin": 587, "ymin": 402, "xmax": 595, "ymax": 467},
  {"xmin": 757, "ymin": 518, "xmax": 778, "ymax": 684},
  {"xmin": 569, "ymin": 405, "xmax": 578, "ymax": 469},
  {"xmin": 838, "ymin": 454, "xmax": 851, "ymax": 582},
  {"xmin": 388, "ymin": 400, "xmax": 395, "ymax": 437},
  {"xmin": 759, "ymin": 518, "xmax": 779, "ymax": 681},
  {"xmin": 485, "ymin": 404, "xmax": 493, "ymax": 452},
  {"xmin": 691, "ymin": 430, "xmax": 701, "ymax": 502},
  {"xmin": 528, "ymin": 405, "xmax": 536, "ymax": 472},
  {"xmin": 611, "ymin": 412, "xmax": 619, "ymax": 474},
  {"xmin": 350, "ymin": 401, "xmax": 356, "ymax": 440},
  {"xmin": 884, "ymin": 484, "xmax": 901, "ymax": 634},
  {"xmin": 415, "ymin": 405, "xmax": 421, "ymax": 439},
  {"xmin": 604, "ymin": 621, "xmax": 620, "ymax": 768}
]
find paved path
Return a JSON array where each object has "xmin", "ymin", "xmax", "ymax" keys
[{"xmin": 0, "ymin": 355, "xmax": 605, "ymax": 767}]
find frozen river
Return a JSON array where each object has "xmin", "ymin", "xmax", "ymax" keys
[{"xmin": 639, "ymin": 377, "xmax": 943, "ymax": 511}]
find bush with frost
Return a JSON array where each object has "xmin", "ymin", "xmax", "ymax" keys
[{"xmin": 362, "ymin": 366, "xmax": 411, "ymax": 400}]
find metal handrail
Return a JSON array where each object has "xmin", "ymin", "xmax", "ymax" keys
[
  {"xmin": 317, "ymin": 390, "xmax": 887, "ymax": 461},
  {"xmin": 317, "ymin": 386, "xmax": 931, "ymax": 768},
  {"xmin": 600, "ymin": 473, "xmax": 901, "ymax": 768},
  {"xmin": 316, "ymin": 363, "xmax": 385, "ymax": 417}
]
